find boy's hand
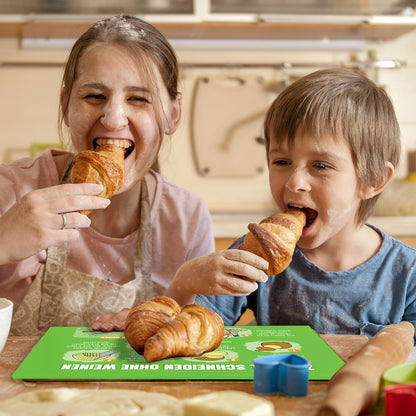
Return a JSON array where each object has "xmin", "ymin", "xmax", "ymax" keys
[{"xmin": 165, "ymin": 250, "xmax": 269, "ymax": 306}]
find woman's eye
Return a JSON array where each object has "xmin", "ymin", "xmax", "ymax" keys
[
  {"xmin": 84, "ymin": 93, "xmax": 105, "ymax": 100},
  {"xmin": 314, "ymin": 162, "xmax": 331, "ymax": 170}
]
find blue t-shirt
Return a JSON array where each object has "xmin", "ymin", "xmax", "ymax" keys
[{"xmin": 196, "ymin": 225, "xmax": 416, "ymax": 342}]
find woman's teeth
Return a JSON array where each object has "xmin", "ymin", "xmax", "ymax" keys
[
  {"xmin": 95, "ymin": 138, "xmax": 131, "ymax": 148},
  {"xmin": 94, "ymin": 138, "xmax": 134, "ymax": 158}
]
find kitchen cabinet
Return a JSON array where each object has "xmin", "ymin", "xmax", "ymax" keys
[
  {"xmin": 208, "ymin": 0, "xmax": 414, "ymax": 15},
  {"xmin": 1, "ymin": 19, "xmax": 416, "ymax": 43},
  {"xmin": 0, "ymin": 0, "xmax": 416, "ymax": 42},
  {"xmin": 397, "ymin": 236, "xmax": 416, "ymax": 247}
]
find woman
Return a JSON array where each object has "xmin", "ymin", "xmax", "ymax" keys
[{"xmin": 0, "ymin": 15, "xmax": 214, "ymax": 335}]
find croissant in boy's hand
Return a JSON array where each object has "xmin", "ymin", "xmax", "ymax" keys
[
  {"xmin": 70, "ymin": 144, "xmax": 124, "ymax": 215},
  {"xmin": 124, "ymin": 296, "xmax": 225, "ymax": 362},
  {"xmin": 239, "ymin": 208, "xmax": 306, "ymax": 275}
]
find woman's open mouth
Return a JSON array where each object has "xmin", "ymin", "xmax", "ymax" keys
[{"xmin": 93, "ymin": 138, "xmax": 134, "ymax": 159}]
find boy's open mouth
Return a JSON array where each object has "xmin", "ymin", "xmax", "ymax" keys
[
  {"xmin": 93, "ymin": 138, "xmax": 134, "ymax": 159},
  {"xmin": 288, "ymin": 204, "xmax": 317, "ymax": 228}
]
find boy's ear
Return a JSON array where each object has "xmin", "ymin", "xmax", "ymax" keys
[
  {"xmin": 359, "ymin": 161, "xmax": 395, "ymax": 200},
  {"xmin": 165, "ymin": 93, "xmax": 182, "ymax": 135}
]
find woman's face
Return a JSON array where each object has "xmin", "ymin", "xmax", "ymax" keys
[{"xmin": 64, "ymin": 43, "xmax": 181, "ymax": 191}]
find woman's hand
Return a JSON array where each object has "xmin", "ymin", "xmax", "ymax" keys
[
  {"xmin": 0, "ymin": 183, "xmax": 110, "ymax": 265},
  {"xmin": 165, "ymin": 249, "xmax": 269, "ymax": 306},
  {"xmin": 92, "ymin": 308, "xmax": 131, "ymax": 332}
]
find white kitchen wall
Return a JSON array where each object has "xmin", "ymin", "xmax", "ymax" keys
[
  {"xmin": 0, "ymin": 39, "xmax": 65, "ymax": 161},
  {"xmin": 0, "ymin": 30, "xmax": 414, "ymax": 237},
  {"xmin": 375, "ymin": 30, "xmax": 416, "ymax": 177}
]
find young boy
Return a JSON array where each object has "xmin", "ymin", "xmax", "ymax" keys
[
  {"xmin": 96, "ymin": 68, "xmax": 416, "ymax": 342},
  {"xmin": 170, "ymin": 67, "xmax": 416, "ymax": 341}
]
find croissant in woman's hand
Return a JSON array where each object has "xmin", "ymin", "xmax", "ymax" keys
[
  {"xmin": 124, "ymin": 296, "xmax": 224, "ymax": 362},
  {"xmin": 70, "ymin": 144, "xmax": 124, "ymax": 215},
  {"xmin": 239, "ymin": 208, "xmax": 306, "ymax": 275}
]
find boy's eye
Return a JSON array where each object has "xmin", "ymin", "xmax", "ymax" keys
[
  {"xmin": 273, "ymin": 159, "xmax": 289, "ymax": 166},
  {"xmin": 130, "ymin": 96, "xmax": 150, "ymax": 103}
]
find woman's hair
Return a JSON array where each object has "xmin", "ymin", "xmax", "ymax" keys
[
  {"xmin": 58, "ymin": 14, "xmax": 180, "ymax": 156},
  {"xmin": 264, "ymin": 67, "xmax": 401, "ymax": 224}
]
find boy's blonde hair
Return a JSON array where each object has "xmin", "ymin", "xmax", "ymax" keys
[{"xmin": 264, "ymin": 67, "xmax": 401, "ymax": 224}]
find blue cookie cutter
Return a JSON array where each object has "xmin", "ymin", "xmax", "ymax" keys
[{"xmin": 253, "ymin": 353, "xmax": 311, "ymax": 397}]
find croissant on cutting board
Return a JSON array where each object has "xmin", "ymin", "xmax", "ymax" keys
[
  {"xmin": 124, "ymin": 296, "xmax": 181, "ymax": 354},
  {"xmin": 70, "ymin": 144, "xmax": 124, "ymax": 215},
  {"xmin": 239, "ymin": 208, "xmax": 306, "ymax": 275},
  {"xmin": 124, "ymin": 296, "xmax": 224, "ymax": 362},
  {"xmin": 143, "ymin": 303, "xmax": 225, "ymax": 362}
]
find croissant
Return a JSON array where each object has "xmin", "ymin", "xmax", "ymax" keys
[
  {"xmin": 70, "ymin": 144, "xmax": 124, "ymax": 215},
  {"xmin": 239, "ymin": 208, "xmax": 306, "ymax": 275},
  {"xmin": 124, "ymin": 296, "xmax": 181, "ymax": 354},
  {"xmin": 143, "ymin": 303, "xmax": 224, "ymax": 362}
]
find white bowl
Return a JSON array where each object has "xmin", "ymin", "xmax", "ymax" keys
[{"xmin": 0, "ymin": 298, "xmax": 13, "ymax": 353}]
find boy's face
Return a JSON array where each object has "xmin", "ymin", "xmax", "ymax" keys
[{"xmin": 268, "ymin": 130, "xmax": 367, "ymax": 252}]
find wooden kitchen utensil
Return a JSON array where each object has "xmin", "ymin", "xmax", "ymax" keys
[{"xmin": 316, "ymin": 321, "xmax": 415, "ymax": 416}]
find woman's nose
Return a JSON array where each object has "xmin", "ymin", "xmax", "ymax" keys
[
  {"xmin": 100, "ymin": 101, "xmax": 128, "ymax": 130},
  {"xmin": 285, "ymin": 168, "xmax": 311, "ymax": 192}
]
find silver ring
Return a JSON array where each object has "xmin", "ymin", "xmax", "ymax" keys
[{"xmin": 61, "ymin": 213, "xmax": 67, "ymax": 230}]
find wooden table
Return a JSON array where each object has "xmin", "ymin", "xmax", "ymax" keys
[{"xmin": 0, "ymin": 334, "xmax": 385, "ymax": 415}]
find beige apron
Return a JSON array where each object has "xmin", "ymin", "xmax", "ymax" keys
[{"xmin": 11, "ymin": 173, "xmax": 163, "ymax": 336}]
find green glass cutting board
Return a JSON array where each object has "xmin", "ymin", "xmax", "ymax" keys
[{"xmin": 12, "ymin": 325, "xmax": 344, "ymax": 381}]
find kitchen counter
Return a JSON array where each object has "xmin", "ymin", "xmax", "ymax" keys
[
  {"xmin": 0, "ymin": 334, "xmax": 375, "ymax": 415},
  {"xmin": 2, "ymin": 334, "xmax": 415, "ymax": 414}
]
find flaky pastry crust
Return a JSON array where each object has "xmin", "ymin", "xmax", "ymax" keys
[
  {"xmin": 239, "ymin": 208, "xmax": 306, "ymax": 275},
  {"xmin": 70, "ymin": 144, "xmax": 124, "ymax": 215},
  {"xmin": 124, "ymin": 296, "xmax": 225, "ymax": 362}
]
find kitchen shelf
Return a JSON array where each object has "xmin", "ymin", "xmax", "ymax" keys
[
  {"xmin": 1, "ymin": 19, "xmax": 416, "ymax": 42},
  {"xmin": 0, "ymin": 0, "xmax": 415, "ymax": 41}
]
